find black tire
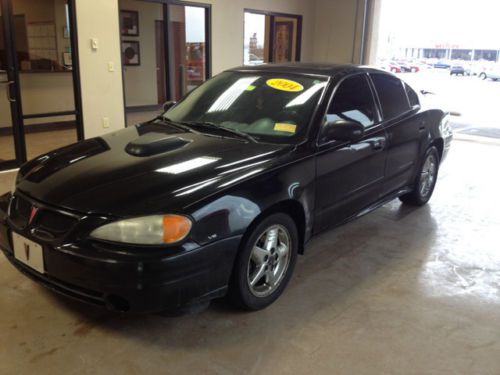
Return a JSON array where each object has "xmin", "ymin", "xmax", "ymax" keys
[
  {"xmin": 399, "ymin": 146, "xmax": 440, "ymax": 206},
  {"xmin": 229, "ymin": 213, "xmax": 298, "ymax": 310},
  {"xmin": 479, "ymin": 72, "xmax": 487, "ymax": 80}
]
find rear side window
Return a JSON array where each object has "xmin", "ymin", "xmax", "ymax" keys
[
  {"xmin": 405, "ymin": 83, "xmax": 420, "ymax": 108},
  {"xmin": 370, "ymin": 74, "xmax": 410, "ymax": 120},
  {"xmin": 326, "ymin": 74, "xmax": 377, "ymax": 128}
]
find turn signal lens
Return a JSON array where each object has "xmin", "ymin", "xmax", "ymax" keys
[
  {"xmin": 162, "ymin": 215, "xmax": 192, "ymax": 243},
  {"xmin": 90, "ymin": 215, "xmax": 192, "ymax": 245}
]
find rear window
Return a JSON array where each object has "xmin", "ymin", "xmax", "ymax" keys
[
  {"xmin": 405, "ymin": 83, "xmax": 420, "ymax": 108},
  {"xmin": 370, "ymin": 74, "xmax": 410, "ymax": 120}
]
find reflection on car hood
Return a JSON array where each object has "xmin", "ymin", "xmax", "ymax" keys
[{"xmin": 16, "ymin": 122, "xmax": 289, "ymax": 216}]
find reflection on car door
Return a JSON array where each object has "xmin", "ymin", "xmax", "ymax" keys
[
  {"xmin": 314, "ymin": 74, "xmax": 388, "ymax": 233},
  {"xmin": 369, "ymin": 74, "xmax": 424, "ymax": 194}
]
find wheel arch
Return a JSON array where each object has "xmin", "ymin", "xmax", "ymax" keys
[
  {"xmin": 430, "ymin": 137, "xmax": 444, "ymax": 161},
  {"xmin": 240, "ymin": 199, "xmax": 307, "ymax": 255}
]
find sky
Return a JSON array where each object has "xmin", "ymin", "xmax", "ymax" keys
[
  {"xmin": 185, "ymin": 6, "xmax": 205, "ymax": 43},
  {"xmin": 379, "ymin": 0, "xmax": 500, "ymax": 49},
  {"xmin": 244, "ymin": 13, "xmax": 265, "ymax": 48}
]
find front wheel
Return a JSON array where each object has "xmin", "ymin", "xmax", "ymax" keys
[
  {"xmin": 229, "ymin": 213, "xmax": 298, "ymax": 310},
  {"xmin": 399, "ymin": 147, "xmax": 439, "ymax": 206},
  {"xmin": 479, "ymin": 72, "xmax": 487, "ymax": 80}
]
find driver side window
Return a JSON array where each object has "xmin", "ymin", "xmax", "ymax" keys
[{"xmin": 326, "ymin": 74, "xmax": 377, "ymax": 128}]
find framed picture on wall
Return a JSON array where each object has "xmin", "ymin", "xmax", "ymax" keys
[
  {"xmin": 273, "ymin": 21, "xmax": 294, "ymax": 63},
  {"xmin": 120, "ymin": 10, "xmax": 139, "ymax": 36},
  {"xmin": 122, "ymin": 40, "xmax": 140, "ymax": 65}
]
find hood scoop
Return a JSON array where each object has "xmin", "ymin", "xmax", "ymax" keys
[{"xmin": 125, "ymin": 132, "xmax": 191, "ymax": 157}]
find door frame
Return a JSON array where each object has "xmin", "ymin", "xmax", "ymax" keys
[
  {"xmin": 0, "ymin": 0, "xmax": 84, "ymax": 170},
  {"xmin": 119, "ymin": 0, "xmax": 212, "ymax": 121},
  {"xmin": 0, "ymin": 0, "xmax": 24, "ymax": 170}
]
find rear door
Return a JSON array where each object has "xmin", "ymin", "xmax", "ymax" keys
[
  {"xmin": 315, "ymin": 73, "xmax": 387, "ymax": 232},
  {"xmin": 369, "ymin": 73, "xmax": 424, "ymax": 195}
]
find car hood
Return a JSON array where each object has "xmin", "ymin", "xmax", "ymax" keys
[{"xmin": 16, "ymin": 122, "xmax": 289, "ymax": 216}]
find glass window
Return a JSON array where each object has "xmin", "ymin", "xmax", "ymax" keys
[
  {"xmin": 370, "ymin": 74, "xmax": 410, "ymax": 120},
  {"xmin": 243, "ymin": 11, "xmax": 301, "ymax": 65},
  {"xmin": 405, "ymin": 83, "xmax": 420, "ymax": 108},
  {"xmin": 165, "ymin": 72, "xmax": 328, "ymax": 143},
  {"xmin": 326, "ymin": 74, "xmax": 377, "ymax": 128},
  {"xmin": 244, "ymin": 12, "xmax": 266, "ymax": 66}
]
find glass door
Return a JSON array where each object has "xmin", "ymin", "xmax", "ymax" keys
[
  {"xmin": 166, "ymin": 3, "xmax": 209, "ymax": 101},
  {"xmin": 0, "ymin": 0, "xmax": 24, "ymax": 169},
  {"xmin": 0, "ymin": 0, "xmax": 83, "ymax": 170}
]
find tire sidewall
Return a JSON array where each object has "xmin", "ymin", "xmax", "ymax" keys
[
  {"xmin": 414, "ymin": 146, "xmax": 439, "ymax": 205},
  {"xmin": 231, "ymin": 213, "xmax": 298, "ymax": 310}
]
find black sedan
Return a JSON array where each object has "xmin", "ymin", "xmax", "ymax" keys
[{"xmin": 0, "ymin": 64, "xmax": 452, "ymax": 313}]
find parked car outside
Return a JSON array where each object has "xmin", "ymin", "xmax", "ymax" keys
[
  {"xmin": 478, "ymin": 65, "xmax": 500, "ymax": 80},
  {"xmin": 380, "ymin": 62, "xmax": 402, "ymax": 73},
  {"xmin": 0, "ymin": 64, "xmax": 452, "ymax": 313},
  {"xmin": 395, "ymin": 61, "xmax": 412, "ymax": 72},
  {"xmin": 434, "ymin": 61, "xmax": 451, "ymax": 69},
  {"xmin": 450, "ymin": 65, "xmax": 465, "ymax": 76}
]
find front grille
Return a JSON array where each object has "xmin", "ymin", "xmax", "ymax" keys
[
  {"xmin": 9, "ymin": 195, "xmax": 79, "ymax": 241},
  {"xmin": 9, "ymin": 195, "xmax": 31, "ymax": 227}
]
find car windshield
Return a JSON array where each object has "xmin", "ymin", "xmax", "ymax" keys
[{"xmin": 163, "ymin": 71, "xmax": 329, "ymax": 143}]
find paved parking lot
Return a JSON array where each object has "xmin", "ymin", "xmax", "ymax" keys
[{"xmin": 398, "ymin": 69, "xmax": 500, "ymax": 139}]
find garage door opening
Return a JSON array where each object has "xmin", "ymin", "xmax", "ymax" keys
[{"xmin": 371, "ymin": 0, "xmax": 500, "ymax": 140}]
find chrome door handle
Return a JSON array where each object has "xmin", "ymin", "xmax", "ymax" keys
[
  {"xmin": 369, "ymin": 137, "xmax": 386, "ymax": 151},
  {"xmin": 5, "ymin": 81, "xmax": 16, "ymax": 102}
]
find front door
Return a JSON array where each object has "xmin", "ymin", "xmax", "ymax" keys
[
  {"xmin": 0, "ymin": 0, "xmax": 24, "ymax": 169},
  {"xmin": 315, "ymin": 74, "xmax": 387, "ymax": 233},
  {"xmin": 0, "ymin": 0, "xmax": 83, "ymax": 171}
]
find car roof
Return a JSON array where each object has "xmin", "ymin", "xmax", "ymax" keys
[{"xmin": 228, "ymin": 63, "xmax": 391, "ymax": 79}]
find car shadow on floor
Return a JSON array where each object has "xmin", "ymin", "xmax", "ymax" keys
[{"xmin": 41, "ymin": 201, "xmax": 437, "ymax": 350}]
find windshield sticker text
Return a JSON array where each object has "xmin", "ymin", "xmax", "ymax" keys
[{"xmin": 266, "ymin": 79, "xmax": 304, "ymax": 92}]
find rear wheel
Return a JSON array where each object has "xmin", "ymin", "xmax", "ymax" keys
[
  {"xmin": 399, "ymin": 147, "xmax": 439, "ymax": 206},
  {"xmin": 229, "ymin": 213, "xmax": 298, "ymax": 310}
]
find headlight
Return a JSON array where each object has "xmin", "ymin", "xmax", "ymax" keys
[{"xmin": 90, "ymin": 215, "xmax": 192, "ymax": 245}]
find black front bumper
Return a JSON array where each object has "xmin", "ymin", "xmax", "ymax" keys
[{"xmin": 0, "ymin": 194, "xmax": 241, "ymax": 313}]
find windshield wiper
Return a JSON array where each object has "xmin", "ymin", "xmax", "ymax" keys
[
  {"xmin": 154, "ymin": 117, "xmax": 194, "ymax": 133},
  {"xmin": 178, "ymin": 121, "xmax": 257, "ymax": 143}
]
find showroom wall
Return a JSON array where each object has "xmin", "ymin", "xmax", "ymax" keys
[
  {"xmin": 74, "ymin": 0, "xmax": 372, "ymax": 138},
  {"xmin": 312, "ymin": 0, "xmax": 369, "ymax": 64},
  {"xmin": 75, "ymin": 0, "xmax": 125, "ymax": 138}
]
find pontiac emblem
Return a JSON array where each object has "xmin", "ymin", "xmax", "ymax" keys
[
  {"xmin": 24, "ymin": 243, "xmax": 30, "ymax": 261},
  {"xmin": 28, "ymin": 206, "xmax": 39, "ymax": 225}
]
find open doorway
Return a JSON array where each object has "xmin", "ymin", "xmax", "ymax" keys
[
  {"xmin": 119, "ymin": 0, "xmax": 211, "ymax": 127},
  {"xmin": 371, "ymin": 0, "xmax": 500, "ymax": 140}
]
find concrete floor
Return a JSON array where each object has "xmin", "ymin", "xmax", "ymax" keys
[{"xmin": 1, "ymin": 139, "xmax": 500, "ymax": 374}]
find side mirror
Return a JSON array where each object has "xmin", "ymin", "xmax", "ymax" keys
[
  {"xmin": 162, "ymin": 101, "xmax": 176, "ymax": 112},
  {"xmin": 321, "ymin": 120, "xmax": 365, "ymax": 143}
]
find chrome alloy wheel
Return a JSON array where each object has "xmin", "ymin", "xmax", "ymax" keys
[
  {"xmin": 419, "ymin": 153, "xmax": 437, "ymax": 198},
  {"xmin": 247, "ymin": 224, "xmax": 291, "ymax": 298}
]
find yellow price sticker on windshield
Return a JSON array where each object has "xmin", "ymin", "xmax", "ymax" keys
[
  {"xmin": 274, "ymin": 123, "xmax": 297, "ymax": 133},
  {"xmin": 266, "ymin": 79, "xmax": 304, "ymax": 92}
]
